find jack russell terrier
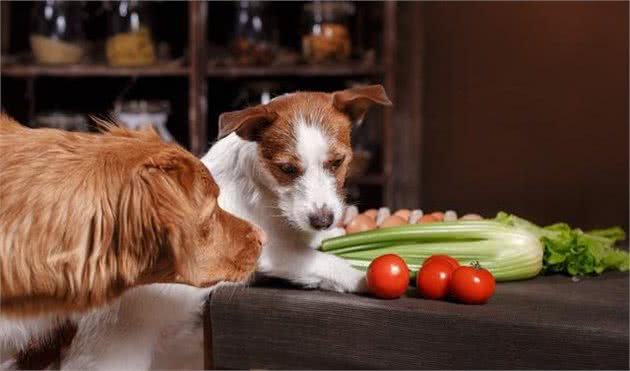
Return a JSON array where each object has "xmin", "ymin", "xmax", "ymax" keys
[{"xmin": 205, "ymin": 84, "xmax": 392, "ymax": 292}]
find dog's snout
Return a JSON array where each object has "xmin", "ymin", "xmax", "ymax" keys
[
  {"xmin": 308, "ymin": 206, "xmax": 334, "ymax": 230},
  {"xmin": 252, "ymin": 225, "xmax": 267, "ymax": 246}
]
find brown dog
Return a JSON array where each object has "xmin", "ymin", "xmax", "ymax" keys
[{"xmin": 0, "ymin": 114, "xmax": 264, "ymax": 319}]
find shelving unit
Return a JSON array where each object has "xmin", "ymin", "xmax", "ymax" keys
[
  {"xmin": 206, "ymin": 63, "xmax": 384, "ymax": 78},
  {"xmin": 1, "ymin": 1, "xmax": 397, "ymax": 205},
  {"xmin": 0, "ymin": 63, "xmax": 189, "ymax": 77}
]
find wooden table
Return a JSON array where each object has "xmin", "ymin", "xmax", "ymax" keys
[{"xmin": 204, "ymin": 272, "xmax": 629, "ymax": 369}]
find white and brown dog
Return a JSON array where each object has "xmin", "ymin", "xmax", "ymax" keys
[
  {"xmin": 206, "ymin": 84, "xmax": 392, "ymax": 292},
  {"xmin": 49, "ymin": 85, "xmax": 391, "ymax": 369}
]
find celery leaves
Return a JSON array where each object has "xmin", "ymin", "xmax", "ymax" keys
[{"xmin": 495, "ymin": 212, "xmax": 628, "ymax": 276}]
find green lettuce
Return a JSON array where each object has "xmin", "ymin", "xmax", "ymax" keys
[{"xmin": 495, "ymin": 212, "xmax": 629, "ymax": 276}]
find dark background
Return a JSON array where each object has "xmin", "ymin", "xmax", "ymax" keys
[
  {"xmin": 2, "ymin": 1, "xmax": 628, "ymax": 233},
  {"xmin": 395, "ymin": 1, "xmax": 628, "ymax": 232}
]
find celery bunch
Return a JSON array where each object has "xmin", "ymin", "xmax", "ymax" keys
[{"xmin": 320, "ymin": 212, "xmax": 628, "ymax": 282}]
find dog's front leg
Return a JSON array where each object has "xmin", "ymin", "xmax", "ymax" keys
[
  {"xmin": 61, "ymin": 295, "xmax": 159, "ymax": 370},
  {"xmin": 260, "ymin": 246, "xmax": 368, "ymax": 293}
]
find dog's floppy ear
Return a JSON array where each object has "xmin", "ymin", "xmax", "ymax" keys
[
  {"xmin": 144, "ymin": 152, "xmax": 203, "ymax": 283},
  {"xmin": 142, "ymin": 150, "xmax": 197, "ymax": 196},
  {"xmin": 332, "ymin": 84, "xmax": 392, "ymax": 126},
  {"xmin": 118, "ymin": 150, "xmax": 203, "ymax": 285},
  {"xmin": 218, "ymin": 105, "xmax": 278, "ymax": 141}
]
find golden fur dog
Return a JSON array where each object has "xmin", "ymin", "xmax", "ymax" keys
[{"xmin": 0, "ymin": 114, "xmax": 264, "ymax": 319}]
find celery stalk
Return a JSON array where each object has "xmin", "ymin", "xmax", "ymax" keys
[
  {"xmin": 320, "ymin": 213, "xmax": 628, "ymax": 281},
  {"xmin": 321, "ymin": 220, "xmax": 543, "ymax": 282},
  {"xmin": 321, "ymin": 221, "xmax": 528, "ymax": 251}
]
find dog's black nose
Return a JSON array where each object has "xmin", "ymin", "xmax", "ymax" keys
[{"xmin": 308, "ymin": 207, "xmax": 334, "ymax": 230}]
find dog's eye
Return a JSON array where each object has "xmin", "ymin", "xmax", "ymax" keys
[
  {"xmin": 331, "ymin": 157, "xmax": 345, "ymax": 170},
  {"xmin": 278, "ymin": 163, "xmax": 298, "ymax": 176}
]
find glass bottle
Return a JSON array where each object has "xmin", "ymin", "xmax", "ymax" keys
[
  {"xmin": 302, "ymin": 1, "xmax": 354, "ymax": 63},
  {"xmin": 106, "ymin": 0, "xmax": 156, "ymax": 66},
  {"xmin": 30, "ymin": 0, "xmax": 86, "ymax": 65},
  {"xmin": 229, "ymin": 1, "xmax": 276, "ymax": 66}
]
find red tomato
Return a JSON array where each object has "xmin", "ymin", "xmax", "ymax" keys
[
  {"xmin": 450, "ymin": 264, "xmax": 496, "ymax": 304},
  {"xmin": 416, "ymin": 260, "xmax": 457, "ymax": 300},
  {"xmin": 367, "ymin": 254, "xmax": 410, "ymax": 299},
  {"xmin": 423, "ymin": 255, "xmax": 460, "ymax": 271}
]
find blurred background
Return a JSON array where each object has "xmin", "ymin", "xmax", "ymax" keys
[{"xmin": 1, "ymin": 1, "xmax": 628, "ymax": 232}]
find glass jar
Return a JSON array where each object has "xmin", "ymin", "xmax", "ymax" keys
[
  {"xmin": 34, "ymin": 111, "xmax": 89, "ymax": 132},
  {"xmin": 113, "ymin": 100, "xmax": 173, "ymax": 142},
  {"xmin": 302, "ymin": 1, "xmax": 354, "ymax": 63},
  {"xmin": 30, "ymin": 1, "xmax": 86, "ymax": 65},
  {"xmin": 229, "ymin": 1, "xmax": 276, "ymax": 66},
  {"xmin": 106, "ymin": 0, "xmax": 156, "ymax": 66}
]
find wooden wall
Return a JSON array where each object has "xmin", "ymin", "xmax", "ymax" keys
[{"xmin": 395, "ymin": 1, "xmax": 628, "ymax": 231}]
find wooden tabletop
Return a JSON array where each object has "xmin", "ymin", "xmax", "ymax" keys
[{"xmin": 205, "ymin": 272, "xmax": 629, "ymax": 369}]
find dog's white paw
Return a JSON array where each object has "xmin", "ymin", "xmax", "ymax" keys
[
  {"xmin": 318, "ymin": 269, "xmax": 368, "ymax": 294},
  {"xmin": 317, "ymin": 280, "xmax": 349, "ymax": 293},
  {"xmin": 348, "ymin": 272, "xmax": 369, "ymax": 293}
]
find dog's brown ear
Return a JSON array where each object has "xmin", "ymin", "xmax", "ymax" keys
[
  {"xmin": 332, "ymin": 84, "xmax": 392, "ymax": 125},
  {"xmin": 218, "ymin": 106, "xmax": 278, "ymax": 141},
  {"xmin": 118, "ymin": 150, "xmax": 203, "ymax": 283},
  {"xmin": 142, "ymin": 150, "xmax": 198, "ymax": 197}
]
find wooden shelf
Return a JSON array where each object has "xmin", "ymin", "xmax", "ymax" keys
[
  {"xmin": 207, "ymin": 64, "xmax": 383, "ymax": 78},
  {"xmin": 0, "ymin": 62, "xmax": 189, "ymax": 77},
  {"xmin": 0, "ymin": 61, "xmax": 381, "ymax": 78}
]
